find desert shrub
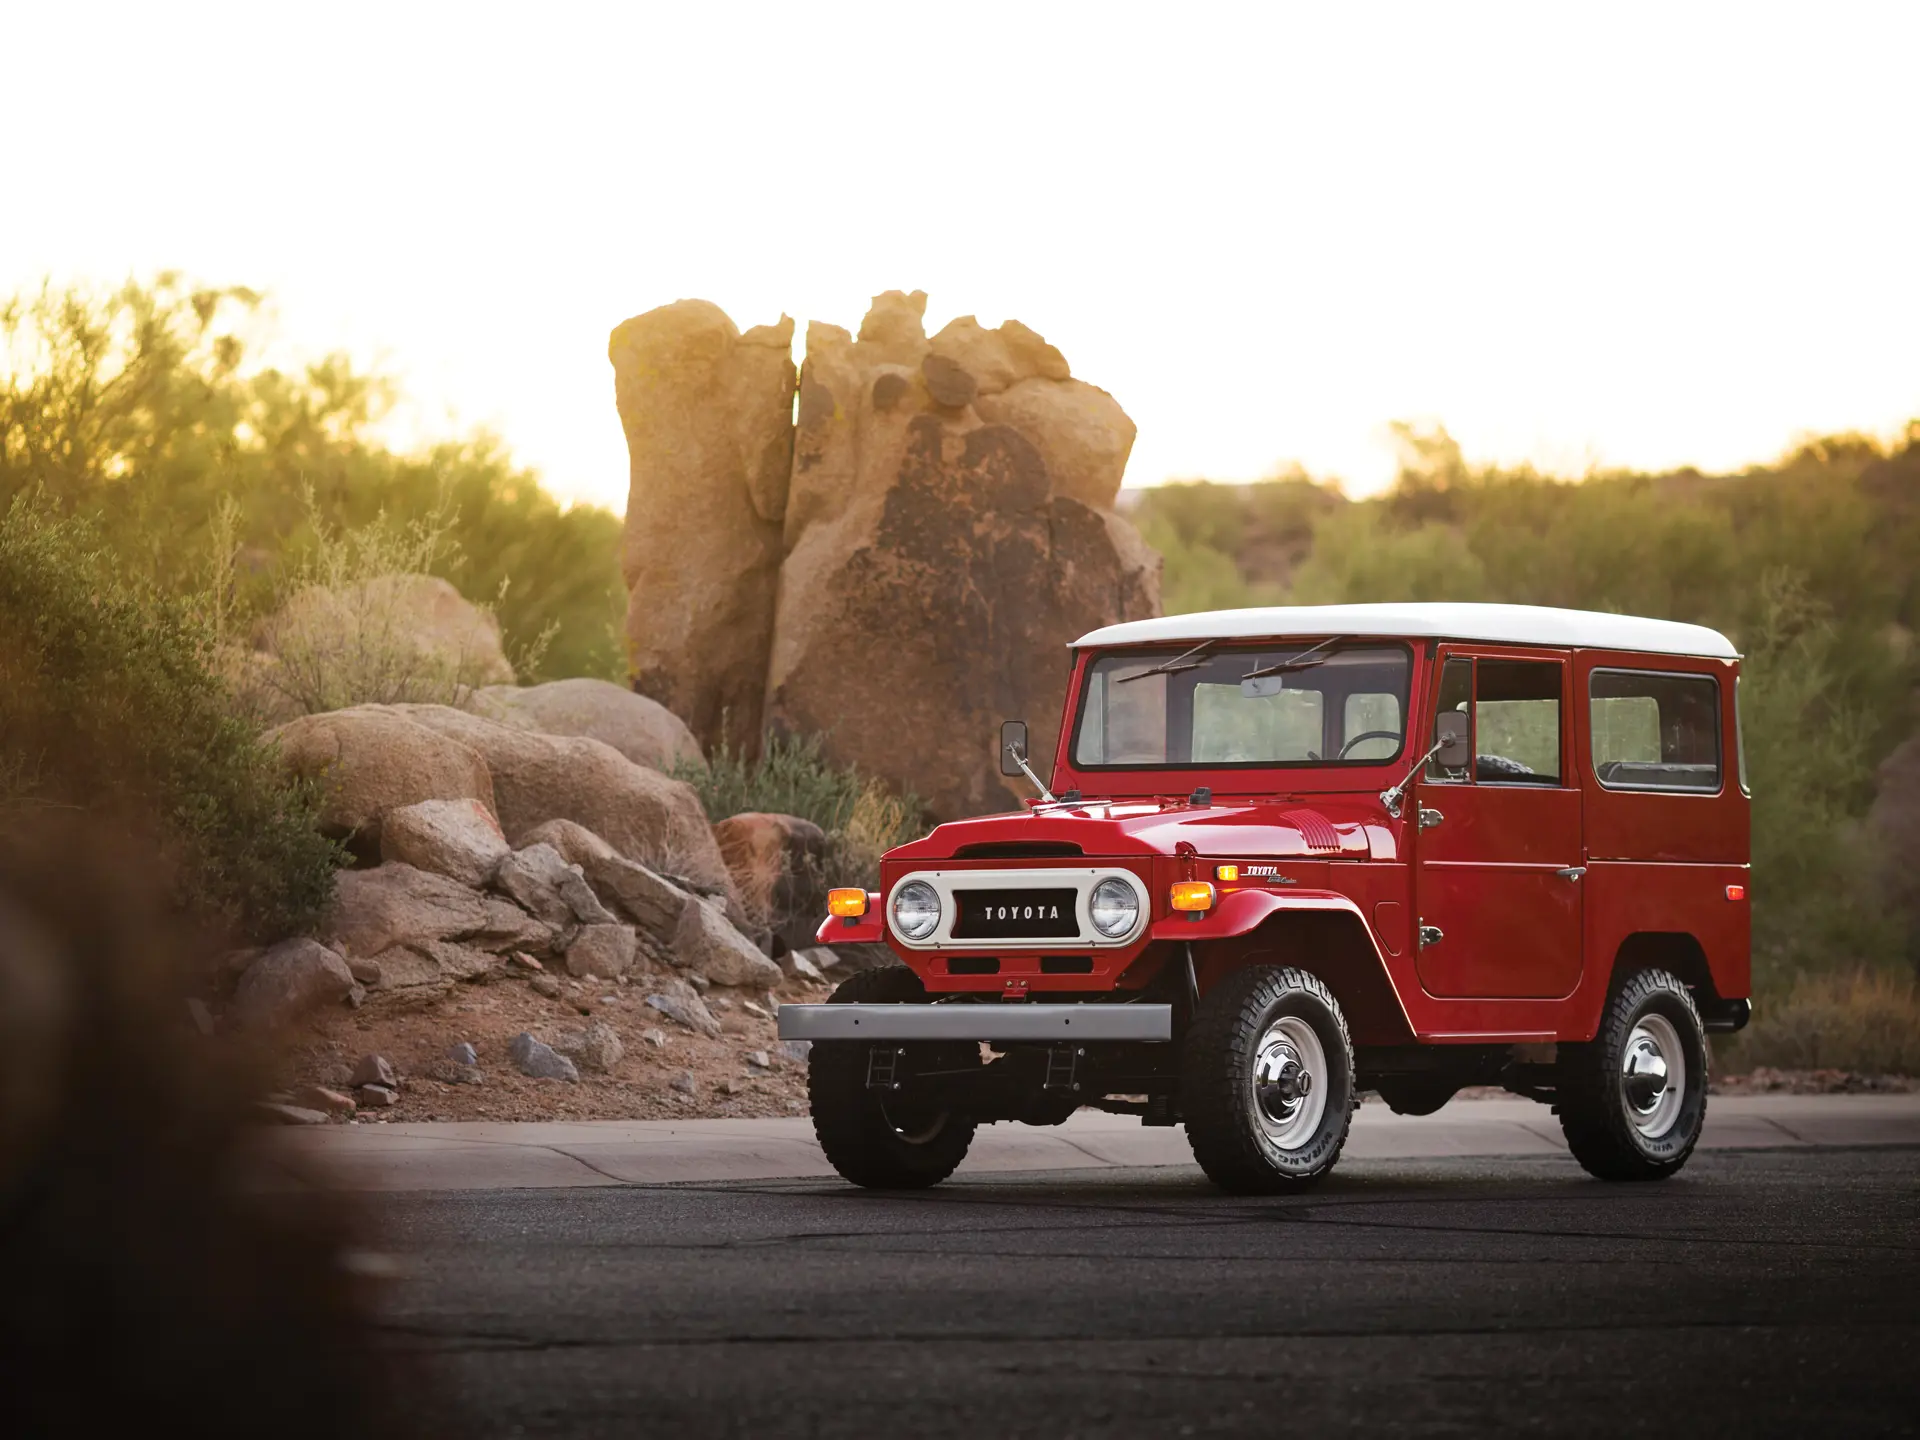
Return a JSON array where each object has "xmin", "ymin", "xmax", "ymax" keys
[
  {"xmin": 674, "ymin": 731, "xmax": 925, "ymax": 888},
  {"xmin": 0, "ymin": 495, "xmax": 341, "ymax": 938},
  {"xmin": 1720, "ymin": 968, "xmax": 1920, "ymax": 1075},
  {"xmin": 235, "ymin": 496, "xmax": 545, "ymax": 718}
]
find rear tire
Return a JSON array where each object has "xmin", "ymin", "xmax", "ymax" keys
[
  {"xmin": 1180, "ymin": 966, "xmax": 1355, "ymax": 1194},
  {"xmin": 807, "ymin": 966, "xmax": 979, "ymax": 1189},
  {"xmin": 1556, "ymin": 968, "xmax": 1708, "ymax": 1181}
]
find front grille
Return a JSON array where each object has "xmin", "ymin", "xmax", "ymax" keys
[{"xmin": 950, "ymin": 888, "xmax": 1079, "ymax": 940}]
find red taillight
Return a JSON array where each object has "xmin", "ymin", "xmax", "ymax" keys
[{"xmin": 1726, "ymin": 884, "xmax": 1746, "ymax": 901}]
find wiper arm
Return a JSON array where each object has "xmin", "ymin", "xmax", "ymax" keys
[
  {"xmin": 1115, "ymin": 638, "xmax": 1218, "ymax": 684},
  {"xmin": 1241, "ymin": 635, "xmax": 1347, "ymax": 682}
]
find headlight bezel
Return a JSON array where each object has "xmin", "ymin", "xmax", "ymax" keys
[
  {"xmin": 1088, "ymin": 875, "xmax": 1143, "ymax": 939},
  {"xmin": 890, "ymin": 878, "xmax": 943, "ymax": 941}
]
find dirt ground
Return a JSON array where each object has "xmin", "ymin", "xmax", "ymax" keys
[{"xmin": 286, "ymin": 962, "xmax": 837, "ymax": 1123}]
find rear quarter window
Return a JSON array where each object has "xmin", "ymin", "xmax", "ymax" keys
[{"xmin": 1589, "ymin": 668, "xmax": 1722, "ymax": 792}]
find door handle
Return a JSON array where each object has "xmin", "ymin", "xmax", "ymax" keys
[
  {"xmin": 1555, "ymin": 866, "xmax": 1587, "ymax": 882},
  {"xmin": 1417, "ymin": 806, "xmax": 1444, "ymax": 830}
]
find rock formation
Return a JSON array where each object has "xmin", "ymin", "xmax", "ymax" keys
[
  {"xmin": 611, "ymin": 302, "xmax": 796, "ymax": 760},
  {"xmin": 612, "ymin": 290, "xmax": 1161, "ymax": 820}
]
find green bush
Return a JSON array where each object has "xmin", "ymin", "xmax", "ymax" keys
[
  {"xmin": 672, "ymin": 731, "xmax": 925, "ymax": 888},
  {"xmin": 0, "ymin": 495, "xmax": 341, "ymax": 939},
  {"xmin": 1, "ymin": 276, "xmax": 626, "ymax": 682}
]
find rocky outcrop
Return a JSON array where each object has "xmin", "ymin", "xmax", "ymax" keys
[
  {"xmin": 611, "ymin": 302, "xmax": 796, "ymax": 760},
  {"xmin": 380, "ymin": 704, "xmax": 733, "ymax": 895},
  {"xmin": 266, "ymin": 708, "xmax": 495, "ymax": 850},
  {"xmin": 472, "ymin": 678, "xmax": 703, "ymax": 771},
  {"xmin": 611, "ymin": 290, "xmax": 1160, "ymax": 820}
]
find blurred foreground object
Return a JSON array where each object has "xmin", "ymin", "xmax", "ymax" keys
[{"xmin": 0, "ymin": 820, "xmax": 408, "ymax": 1436}]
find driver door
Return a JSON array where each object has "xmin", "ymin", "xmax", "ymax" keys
[{"xmin": 1414, "ymin": 648, "xmax": 1584, "ymax": 999}]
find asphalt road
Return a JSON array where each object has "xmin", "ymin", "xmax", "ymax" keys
[{"xmin": 373, "ymin": 1146, "xmax": 1919, "ymax": 1438}]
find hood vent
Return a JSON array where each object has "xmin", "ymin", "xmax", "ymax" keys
[
  {"xmin": 952, "ymin": 841, "xmax": 1086, "ymax": 860},
  {"xmin": 1284, "ymin": 809, "xmax": 1341, "ymax": 853}
]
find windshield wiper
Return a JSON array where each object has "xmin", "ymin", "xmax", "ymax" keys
[
  {"xmin": 1241, "ymin": 635, "xmax": 1348, "ymax": 682},
  {"xmin": 1115, "ymin": 638, "xmax": 1218, "ymax": 684}
]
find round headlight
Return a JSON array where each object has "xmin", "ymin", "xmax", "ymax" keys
[
  {"xmin": 1089, "ymin": 877, "xmax": 1141, "ymax": 938},
  {"xmin": 891, "ymin": 880, "xmax": 942, "ymax": 941}
]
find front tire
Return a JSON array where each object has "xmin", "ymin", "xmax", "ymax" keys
[
  {"xmin": 1180, "ymin": 966, "xmax": 1355, "ymax": 1193},
  {"xmin": 1555, "ymin": 968, "xmax": 1708, "ymax": 1181},
  {"xmin": 807, "ymin": 966, "xmax": 979, "ymax": 1189}
]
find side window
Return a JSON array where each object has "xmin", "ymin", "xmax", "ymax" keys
[
  {"xmin": 1590, "ymin": 669, "xmax": 1722, "ymax": 792},
  {"xmin": 1736, "ymin": 676, "xmax": 1748, "ymax": 796},
  {"xmin": 1475, "ymin": 660, "xmax": 1562, "ymax": 784},
  {"xmin": 1426, "ymin": 658, "xmax": 1472, "ymax": 781}
]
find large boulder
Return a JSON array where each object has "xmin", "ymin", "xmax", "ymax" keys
[
  {"xmin": 254, "ymin": 573, "xmax": 515, "ymax": 707},
  {"xmin": 471, "ymin": 678, "xmax": 703, "ymax": 771},
  {"xmin": 673, "ymin": 898, "xmax": 782, "ymax": 989},
  {"xmin": 612, "ymin": 290, "xmax": 1160, "ymax": 823},
  {"xmin": 230, "ymin": 939, "xmax": 354, "ymax": 1031},
  {"xmin": 712, "ymin": 812, "xmax": 830, "ymax": 950},
  {"xmin": 377, "ymin": 705, "xmax": 734, "ymax": 895},
  {"xmin": 265, "ymin": 708, "xmax": 494, "ymax": 849},
  {"xmin": 317, "ymin": 862, "xmax": 555, "ymax": 960},
  {"xmin": 767, "ymin": 294, "xmax": 1160, "ymax": 818},
  {"xmin": 611, "ymin": 301, "xmax": 796, "ymax": 759},
  {"xmin": 379, "ymin": 798, "xmax": 510, "ymax": 887}
]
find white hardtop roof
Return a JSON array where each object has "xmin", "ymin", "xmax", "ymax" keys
[{"xmin": 1074, "ymin": 603, "xmax": 1738, "ymax": 659}]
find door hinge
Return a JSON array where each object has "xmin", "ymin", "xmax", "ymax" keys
[
  {"xmin": 1418, "ymin": 806, "xmax": 1445, "ymax": 830},
  {"xmin": 1418, "ymin": 924, "xmax": 1444, "ymax": 948},
  {"xmin": 1555, "ymin": 866, "xmax": 1587, "ymax": 882}
]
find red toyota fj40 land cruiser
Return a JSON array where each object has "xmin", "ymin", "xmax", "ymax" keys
[{"xmin": 778, "ymin": 603, "xmax": 1750, "ymax": 1193}]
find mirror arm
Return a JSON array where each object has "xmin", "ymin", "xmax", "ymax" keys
[
  {"xmin": 1006, "ymin": 743, "xmax": 1057, "ymax": 804},
  {"xmin": 1379, "ymin": 737, "xmax": 1446, "ymax": 819}
]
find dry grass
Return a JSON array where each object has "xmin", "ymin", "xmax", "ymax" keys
[{"xmin": 1720, "ymin": 967, "xmax": 1920, "ymax": 1075}]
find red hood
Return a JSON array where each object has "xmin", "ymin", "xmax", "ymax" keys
[{"xmin": 889, "ymin": 794, "xmax": 1395, "ymax": 863}]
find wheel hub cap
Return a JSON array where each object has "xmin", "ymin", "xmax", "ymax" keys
[
  {"xmin": 1249, "ymin": 1016, "xmax": 1330, "ymax": 1152},
  {"xmin": 1619, "ymin": 1013, "xmax": 1687, "ymax": 1140}
]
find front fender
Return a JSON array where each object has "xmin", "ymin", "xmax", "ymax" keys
[
  {"xmin": 815, "ymin": 893, "xmax": 885, "ymax": 945},
  {"xmin": 1148, "ymin": 887, "xmax": 1375, "ymax": 942}
]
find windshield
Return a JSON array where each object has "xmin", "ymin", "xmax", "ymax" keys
[{"xmin": 1072, "ymin": 643, "xmax": 1412, "ymax": 769}]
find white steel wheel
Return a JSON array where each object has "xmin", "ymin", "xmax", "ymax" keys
[
  {"xmin": 1250, "ymin": 1015, "xmax": 1329, "ymax": 1152},
  {"xmin": 1557, "ymin": 967, "xmax": 1709, "ymax": 1182},
  {"xmin": 1181, "ymin": 965, "xmax": 1356, "ymax": 1194},
  {"xmin": 1621, "ymin": 1012, "xmax": 1686, "ymax": 1140}
]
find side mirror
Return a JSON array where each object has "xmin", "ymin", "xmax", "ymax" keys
[
  {"xmin": 1433, "ymin": 710, "xmax": 1470, "ymax": 770},
  {"xmin": 999, "ymin": 720, "xmax": 1029, "ymax": 777}
]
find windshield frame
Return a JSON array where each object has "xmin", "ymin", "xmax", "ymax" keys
[{"xmin": 1065, "ymin": 639, "xmax": 1416, "ymax": 774}]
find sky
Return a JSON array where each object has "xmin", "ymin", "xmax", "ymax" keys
[{"xmin": 4, "ymin": 3, "xmax": 1917, "ymax": 511}]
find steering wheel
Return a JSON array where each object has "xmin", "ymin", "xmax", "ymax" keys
[{"xmin": 1337, "ymin": 730, "xmax": 1402, "ymax": 759}]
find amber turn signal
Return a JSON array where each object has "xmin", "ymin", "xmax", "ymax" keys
[
  {"xmin": 1170, "ymin": 881, "xmax": 1217, "ymax": 912},
  {"xmin": 828, "ymin": 888, "xmax": 870, "ymax": 918},
  {"xmin": 1214, "ymin": 864, "xmax": 1240, "ymax": 882}
]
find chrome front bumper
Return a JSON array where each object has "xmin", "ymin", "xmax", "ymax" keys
[{"xmin": 777, "ymin": 1003, "xmax": 1173, "ymax": 1043}]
